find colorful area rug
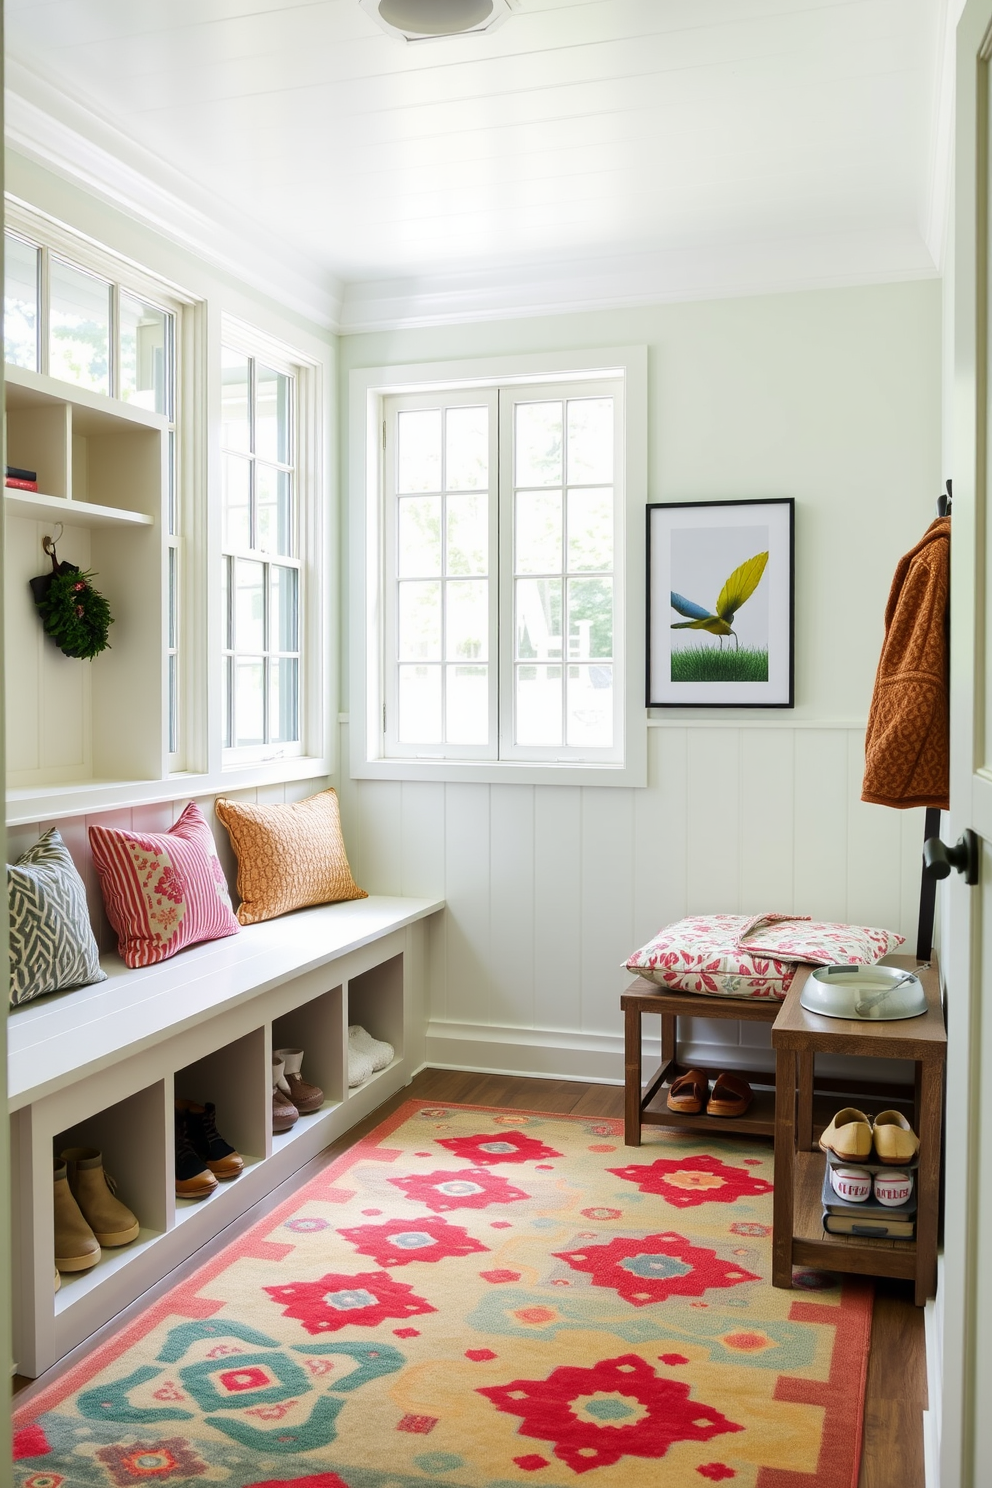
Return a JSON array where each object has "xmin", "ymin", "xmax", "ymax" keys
[{"xmin": 13, "ymin": 1101, "xmax": 872, "ymax": 1488}]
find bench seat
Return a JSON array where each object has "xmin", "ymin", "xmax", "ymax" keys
[{"xmin": 8, "ymin": 894, "xmax": 443, "ymax": 1109}]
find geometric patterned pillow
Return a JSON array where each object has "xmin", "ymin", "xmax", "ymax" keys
[
  {"xmin": 89, "ymin": 802, "xmax": 240, "ymax": 968},
  {"xmin": 8, "ymin": 828, "xmax": 106, "ymax": 1007}
]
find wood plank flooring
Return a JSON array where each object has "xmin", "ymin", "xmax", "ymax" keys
[{"xmin": 14, "ymin": 1069, "xmax": 927, "ymax": 1488}]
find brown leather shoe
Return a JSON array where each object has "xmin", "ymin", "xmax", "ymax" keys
[
  {"xmin": 666, "ymin": 1069, "xmax": 708, "ymax": 1114},
  {"xmin": 176, "ymin": 1100, "xmax": 244, "ymax": 1180},
  {"xmin": 706, "ymin": 1071, "xmax": 753, "ymax": 1118},
  {"xmin": 274, "ymin": 1048, "xmax": 324, "ymax": 1114},
  {"xmin": 273, "ymin": 1057, "xmax": 299, "ymax": 1134},
  {"xmin": 174, "ymin": 1108, "xmax": 218, "ymax": 1201}
]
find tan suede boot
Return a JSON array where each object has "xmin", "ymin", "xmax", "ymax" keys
[
  {"xmin": 61, "ymin": 1148, "xmax": 140, "ymax": 1247},
  {"xmin": 54, "ymin": 1159, "xmax": 101, "ymax": 1273}
]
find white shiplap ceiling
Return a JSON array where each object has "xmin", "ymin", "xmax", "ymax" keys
[{"xmin": 5, "ymin": 0, "xmax": 952, "ymax": 329}]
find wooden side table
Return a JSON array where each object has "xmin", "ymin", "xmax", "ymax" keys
[
  {"xmin": 771, "ymin": 956, "xmax": 945, "ymax": 1307},
  {"xmin": 622, "ymin": 977, "xmax": 781, "ymax": 1144}
]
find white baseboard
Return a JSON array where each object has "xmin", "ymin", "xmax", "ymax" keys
[{"xmin": 424, "ymin": 1020, "xmax": 914, "ymax": 1089}]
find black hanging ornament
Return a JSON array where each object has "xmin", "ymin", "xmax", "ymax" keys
[{"xmin": 30, "ymin": 531, "xmax": 113, "ymax": 660}]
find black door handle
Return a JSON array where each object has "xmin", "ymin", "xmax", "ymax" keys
[{"xmin": 923, "ymin": 829, "xmax": 980, "ymax": 886}]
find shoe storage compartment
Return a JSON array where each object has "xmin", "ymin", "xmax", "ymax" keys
[
  {"xmin": 10, "ymin": 1070, "xmax": 172, "ymax": 1376},
  {"xmin": 347, "ymin": 953, "xmax": 405, "ymax": 1091},
  {"xmin": 272, "ymin": 984, "xmax": 345, "ymax": 1151},
  {"xmin": 55, "ymin": 1082, "xmax": 169, "ymax": 1307},
  {"xmin": 173, "ymin": 1026, "xmax": 268, "ymax": 1217},
  {"xmin": 8, "ymin": 896, "xmax": 442, "ymax": 1378}
]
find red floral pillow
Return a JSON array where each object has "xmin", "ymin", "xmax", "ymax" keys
[
  {"xmin": 89, "ymin": 803, "xmax": 239, "ymax": 968},
  {"xmin": 625, "ymin": 914, "xmax": 797, "ymax": 1000},
  {"xmin": 625, "ymin": 912, "xmax": 905, "ymax": 1001}
]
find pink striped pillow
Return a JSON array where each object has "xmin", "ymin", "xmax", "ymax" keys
[{"xmin": 89, "ymin": 803, "xmax": 240, "ymax": 968}]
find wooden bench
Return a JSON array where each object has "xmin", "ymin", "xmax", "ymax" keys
[
  {"xmin": 9, "ymin": 893, "xmax": 444, "ymax": 1378},
  {"xmin": 622, "ymin": 976, "xmax": 783, "ymax": 1144}
]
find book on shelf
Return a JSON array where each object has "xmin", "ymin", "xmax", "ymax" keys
[
  {"xmin": 5, "ymin": 478, "xmax": 40, "ymax": 492},
  {"xmin": 823, "ymin": 1212, "xmax": 915, "ymax": 1238},
  {"xmin": 6, "ymin": 465, "xmax": 37, "ymax": 482}
]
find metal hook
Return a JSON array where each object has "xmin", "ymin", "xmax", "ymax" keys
[{"xmin": 42, "ymin": 523, "xmax": 63, "ymax": 558}]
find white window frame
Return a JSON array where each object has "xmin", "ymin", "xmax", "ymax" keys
[
  {"xmin": 219, "ymin": 315, "xmax": 323, "ymax": 772},
  {"xmin": 4, "ymin": 197, "xmax": 195, "ymax": 774},
  {"xmin": 350, "ymin": 346, "xmax": 647, "ymax": 787}
]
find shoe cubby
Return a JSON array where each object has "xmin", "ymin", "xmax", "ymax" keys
[
  {"xmin": 173, "ymin": 1026, "xmax": 268, "ymax": 1217},
  {"xmin": 271, "ymin": 984, "xmax": 345, "ymax": 1150},
  {"xmin": 346, "ymin": 953, "xmax": 405, "ymax": 1091},
  {"xmin": 10, "ymin": 902, "xmax": 440, "ymax": 1378},
  {"xmin": 51, "ymin": 1081, "xmax": 168, "ymax": 1314}
]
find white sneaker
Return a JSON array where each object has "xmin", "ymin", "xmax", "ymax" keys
[
  {"xmin": 347, "ymin": 1039, "xmax": 375, "ymax": 1088},
  {"xmin": 348, "ymin": 1023, "xmax": 394, "ymax": 1072}
]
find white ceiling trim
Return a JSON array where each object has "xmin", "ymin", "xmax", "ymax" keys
[
  {"xmin": 339, "ymin": 227, "xmax": 939, "ymax": 333},
  {"xmin": 4, "ymin": 56, "xmax": 344, "ymax": 332},
  {"xmin": 5, "ymin": 50, "xmax": 939, "ymax": 339}
]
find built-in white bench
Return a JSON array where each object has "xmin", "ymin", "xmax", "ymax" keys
[{"xmin": 9, "ymin": 893, "xmax": 445, "ymax": 1378}]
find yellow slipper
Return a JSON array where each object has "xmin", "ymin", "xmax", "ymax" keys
[
  {"xmin": 819, "ymin": 1107, "xmax": 873, "ymax": 1162},
  {"xmin": 872, "ymin": 1109, "xmax": 920, "ymax": 1165}
]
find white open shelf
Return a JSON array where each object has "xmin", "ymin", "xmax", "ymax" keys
[
  {"xmin": 4, "ymin": 363, "xmax": 168, "ymax": 818},
  {"xmin": 5, "ymin": 489, "xmax": 154, "ymax": 528},
  {"xmin": 9, "ymin": 896, "xmax": 442, "ymax": 1378},
  {"xmin": 55, "ymin": 1228, "xmax": 164, "ymax": 1316}
]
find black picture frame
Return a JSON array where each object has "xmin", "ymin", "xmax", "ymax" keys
[{"xmin": 646, "ymin": 497, "xmax": 795, "ymax": 708}]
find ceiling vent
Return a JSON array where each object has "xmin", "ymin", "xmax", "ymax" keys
[{"xmin": 360, "ymin": 0, "xmax": 512, "ymax": 41}]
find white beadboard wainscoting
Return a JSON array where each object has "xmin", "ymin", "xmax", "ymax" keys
[{"xmin": 336, "ymin": 721, "xmax": 925, "ymax": 1086}]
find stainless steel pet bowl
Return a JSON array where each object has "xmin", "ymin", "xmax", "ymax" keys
[{"xmin": 799, "ymin": 963, "xmax": 928, "ymax": 1021}]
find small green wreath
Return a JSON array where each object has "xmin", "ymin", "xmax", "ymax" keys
[{"xmin": 30, "ymin": 543, "xmax": 113, "ymax": 660}]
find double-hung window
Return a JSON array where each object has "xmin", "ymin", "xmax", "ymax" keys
[
  {"xmin": 358, "ymin": 350, "xmax": 646, "ymax": 784},
  {"xmin": 220, "ymin": 343, "xmax": 302, "ymax": 759}
]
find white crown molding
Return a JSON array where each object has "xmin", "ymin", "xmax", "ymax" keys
[
  {"xmin": 339, "ymin": 225, "xmax": 939, "ymax": 333},
  {"xmin": 4, "ymin": 56, "xmax": 343, "ymax": 331},
  {"xmin": 5, "ymin": 52, "xmax": 939, "ymax": 340}
]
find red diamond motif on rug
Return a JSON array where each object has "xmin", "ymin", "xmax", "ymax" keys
[
  {"xmin": 336, "ymin": 1216, "xmax": 489, "ymax": 1266},
  {"xmin": 552, "ymin": 1232, "xmax": 760, "ymax": 1303},
  {"xmin": 607, "ymin": 1154, "xmax": 773, "ymax": 1207},
  {"xmin": 478, "ymin": 1352, "xmax": 743, "ymax": 1473},
  {"xmin": 435, "ymin": 1131, "xmax": 563, "ymax": 1165},
  {"xmin": 389, "ymin": 1167, "xmax": 529, "ymax": 1213},
  {"xmin": 263, "ymin": 1270, "xmax": 436, "ymax": 1334}
]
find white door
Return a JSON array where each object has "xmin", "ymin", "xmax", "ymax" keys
[{"xmin": 940, "ymin": 4, "xmax": 992, "ymax": 1482}]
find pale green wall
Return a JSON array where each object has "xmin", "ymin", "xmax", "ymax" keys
[{"xmin": 338, "ymin": 279, "xmax": 943, "ymax": 720}]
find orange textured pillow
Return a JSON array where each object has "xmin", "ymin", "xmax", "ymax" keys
[{"xmin": 214, "ymin": 789, "xmax": 367, "ymax": 926}]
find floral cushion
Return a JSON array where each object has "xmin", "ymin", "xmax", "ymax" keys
[
  {"xmin": 89, "ymin": 803, "xmax": 240, "ymax": 968},
  {"xmin": 736, "ymin": 912, "xmax": 904, "ymax": 966},
  {"xmin": 625, "ymin": 914, "xmax": 799, "ymax": 1000},
  {"xmin": 625, "ymin": 912, "xmax": 905, "ymax": 1001}
]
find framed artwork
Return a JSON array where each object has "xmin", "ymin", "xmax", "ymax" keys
[{"xmin": 647, "ymin": 498, "xmax": 794, "ymax": 708}]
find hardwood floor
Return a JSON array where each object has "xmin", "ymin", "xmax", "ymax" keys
[{"xmin": 15, "ymin": 1069, "xmax": 928, "ymax": 1487}]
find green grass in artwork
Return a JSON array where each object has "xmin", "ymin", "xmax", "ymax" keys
[{"xmin": 671, "ymin": 646, "xmax": 769, "ymax": 682}]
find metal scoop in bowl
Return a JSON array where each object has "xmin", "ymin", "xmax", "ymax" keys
[{"xmin": 799, "ymin": 964, "xmax": 928, "ymax": 1021}]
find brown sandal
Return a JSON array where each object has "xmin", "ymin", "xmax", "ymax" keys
[
  {"xmin": 706, "ymin": 1071, "xmax": 753, "ymax": 1118},
  {"xmin": 666, "ymin": 1069, "xmax": 708, "ymax": 1114}
]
